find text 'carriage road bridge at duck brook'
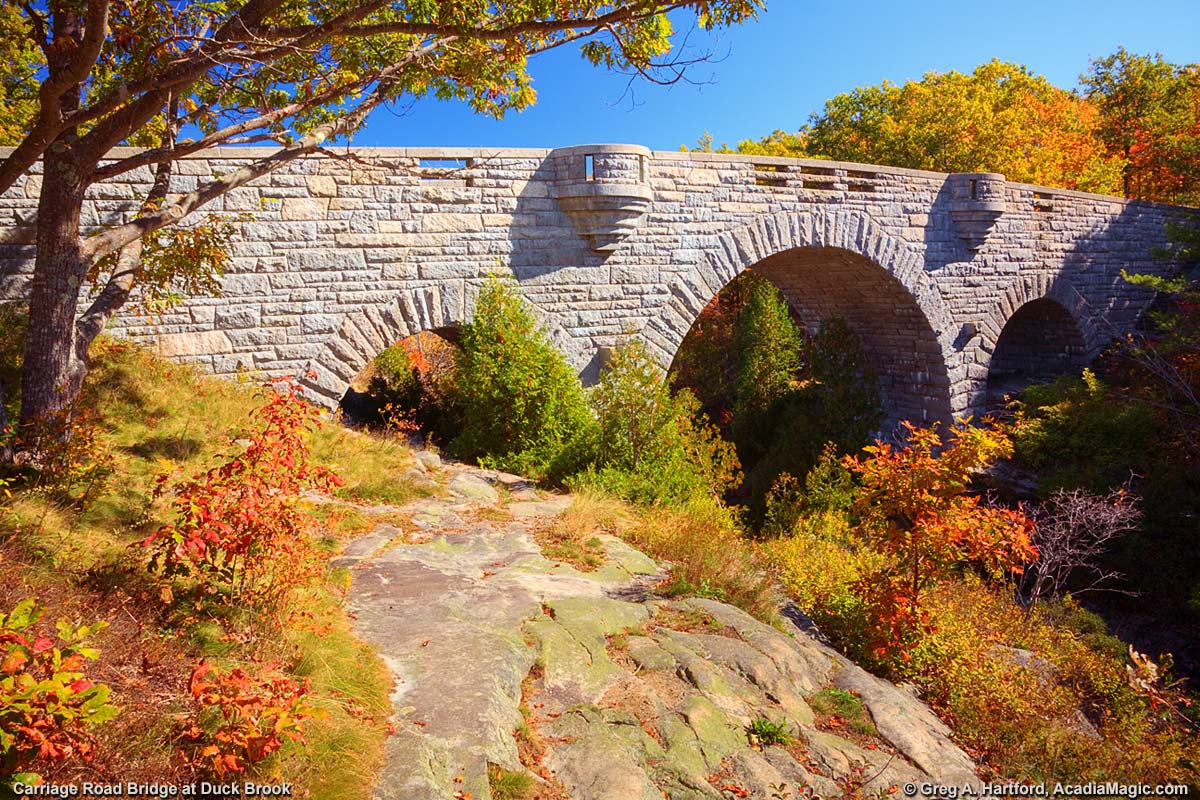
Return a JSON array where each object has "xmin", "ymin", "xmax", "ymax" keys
[{"xmin": 2, "ymin": 144, "xmax": 1197, "ymax": 427}]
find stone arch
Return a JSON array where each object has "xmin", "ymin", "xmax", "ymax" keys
[
  {"xmin": 642, "ymin": 208, "xmax": 957, "ymax": 426},
  {"xmin": 301, "ymin": 284, "xmax": 463, "ymax": 409},
  {"xmin": 980, "ymin": 274, "xmax": 1106, "ymax": 361},
  {"xmin": 978, "ymin": 275, "xmax": 1100, "ymax": 405}
]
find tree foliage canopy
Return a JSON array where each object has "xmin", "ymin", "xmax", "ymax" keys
[
  {"xmin": 711, "ymin": 60, "xmax": 1124, "ymax": 194},
  {"xmin": 1081, "ymin": 48, "xmax": 1200, "ymax": 203},
  {"xmin": 710, "ymin": 52, "xmax": 1200, "ymax": 203}
]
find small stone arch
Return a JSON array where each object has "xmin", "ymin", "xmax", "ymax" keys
[
  {"xmin": 641, "ymin": 207, "xmax": 958, "ymax": 426},
  {"xmin": 302, "ymin": 284, "xmax": 464, "ymax": 408},
  {"xmin": 978, "ymin": 275, "xmax": 1100, "ymax": 406}
]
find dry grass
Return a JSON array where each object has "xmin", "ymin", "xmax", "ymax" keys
[
  {"xmin": 1, "ymin": 338, "xmax": 411, "ymax": 798},
  {"xmin": 0, "ymin": 540, "xmax": 194, "ymax": 786},
  {"xmin": 533, "ymin": 489, "xmax": 635, "ymax": 571},
  {"xmin": 622, "ymin": 499, "xmax": 778, "ymax": 623}
]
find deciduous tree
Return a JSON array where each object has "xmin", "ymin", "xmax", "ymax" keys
[
  {"xmin": 1081, "ymin": 48, "xmax": 1200, "ymax": 203},
  {"xmin": 719, "ymin": 60, "xmax": 1124, "ymax": 194}
]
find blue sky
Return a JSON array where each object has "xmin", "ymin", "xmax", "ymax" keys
[{"xmin": 351, "ymin": 0, "xmax": 1200, "ymax": 151}]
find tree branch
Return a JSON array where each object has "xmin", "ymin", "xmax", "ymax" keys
[{"xmin": 77, "ymin": 97, "xmax": 181, "ymax": 351}]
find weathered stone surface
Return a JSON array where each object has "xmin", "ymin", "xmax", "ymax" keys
[
  {"xmin": 447, "ymin": 472, "xmax": 500, "ymax": 503},
  {"xmin": 330, "ymin": 457, "xmax": 982, "ymax": 799},
  {"xmin": 414, "ymin": 450, "xmax": 442, "ymax": 470},
  {"xmin": 3, "ymin": 145, "xmax": 1189, "ymax": 429},
  {"xmin": 153, "ymin": 330, "xmax": 234, "ymax": 357}
]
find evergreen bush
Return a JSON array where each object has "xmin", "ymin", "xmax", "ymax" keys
[
  {"xmin": 449, "ymin": 276, "xmax": 591, "ymax": 478},
  {"xmin": 573, "ymin": 339, "xmax": 740, "ymax": 506}
]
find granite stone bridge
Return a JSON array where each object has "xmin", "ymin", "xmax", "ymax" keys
[{"xmin": 1, "ymin": 144, "xmax": 1195, "ymax": 426}]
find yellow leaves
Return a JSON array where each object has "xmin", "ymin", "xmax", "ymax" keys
[{"xmin": 798, "ymin": 59, "xmax": 1124, "ymax": 194}]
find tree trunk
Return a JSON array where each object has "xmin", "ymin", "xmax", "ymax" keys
[{"xmin": 19, "ymin": 144, "xmax": 90, "ymax": 428}]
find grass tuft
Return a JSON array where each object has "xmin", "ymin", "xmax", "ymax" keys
[{"xmin": 487, "ymin": 764, "xmax": 537, "ymax": 800}]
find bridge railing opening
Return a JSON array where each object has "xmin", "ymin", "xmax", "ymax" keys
[
  {"xmin": 418, "ymin": 158, "xmax": 475, "ymax": 185},
  {"xmin": 745, "ymin": 162, "xmax": 881, "ymax": 194}
]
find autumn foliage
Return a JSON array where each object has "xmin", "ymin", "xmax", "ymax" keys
[
  {"xmin": 719, "ymin": 52, "xmax": 1200, "ymax": 204},
  {"xmin": 182, "ymin": 660, "xmax": 319, "ymax": 778},
  {"xmin": 842, "ymin": 421, "xmax": 1037, "ymax": 662},
  {"xmin": 143, "ymin": 376, "xmax": 342, "ymax": 612},
  {"xmin": 0, "ymin": 596, "xmax": 119, "ymax": 780}
]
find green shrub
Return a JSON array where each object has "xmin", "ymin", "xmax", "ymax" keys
[
  {"xmin": 732, "ymin": 279, "xmax": 804, "ymax": 420},
  {"xmin": 573, "ymin": 339, "xmax": 740, "ymax": 506},
  {"xmin": 449, "ymin": 276, "xmax": 592, "ymax": 479},
  {"xmin": 0, "ymin": 597, "xmax": 119, "ymax": 783},
  {"xmin": 1008, "ymin": 368, "xmax": 1200, "ymax": 614},
  {"xmin": 808, "ymin": 317, "xmax": 882, "ymax": 446},
  {"xmin": 371, "ymin": 341, "xmax": 421, "ymax": 401},
  {"xmin": 745, "ymin": 717, "xmax": 795, "ymax": 746},
  {"xmin": 761, "ymin": 445, "xmax": 859, "ymax": 537},
  {"xmin": 736, "ymin": 318, "xmax": 880, "ymax": 523},
  {"xmin": 1009, "ymin": 369, "xmax": 1162, "ymax": 492}
]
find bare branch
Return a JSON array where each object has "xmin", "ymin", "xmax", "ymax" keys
[
  {"xmin": 1023, "ymin": 487, "xmax": 1142, "ymax": 605},
  {"xmin": 21, "ymin": 3, "xmax": 51, "ymax": 60}
]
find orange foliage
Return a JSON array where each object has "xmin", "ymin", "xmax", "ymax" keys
[
  {"xmin": 843, "ymin": 421, "xmax": 1037, "ymax": 662},
  {"xmin": 143, "ymin": 375, "xmax": 342, "ymax": 613},
  {"xmin": 181, "ymin": 660, "xmax": 318, "ymax": 778}
]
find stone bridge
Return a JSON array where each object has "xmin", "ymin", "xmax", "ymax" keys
[{"xmin": 1, "ymin": 144, "xmax": 1195, "ymax": 426}]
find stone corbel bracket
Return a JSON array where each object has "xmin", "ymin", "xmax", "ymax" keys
[
  {"xmin": 948, "ymin": 172, "xmax": 1006, "ymax": 252},
  {"xmin": 551, "ymin": 144, "xmax": 653, "ymax": 253}
]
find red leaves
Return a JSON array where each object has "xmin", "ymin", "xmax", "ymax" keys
[
  {"xmin": 183, "ymin": 660, "xmax": 318, "ymax": 778},
  {"xmin": 0, "ymin": 598, "xmax": 117, "ymax": 771},
  {"xmin": 143, "ymin": 377, "xmax": 340, "ymax": 614},
  {"xmin": 842, "ymin": 421, "xmax": 1037, "ymax": 665}
]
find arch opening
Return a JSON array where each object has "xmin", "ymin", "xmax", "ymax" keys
[
  {"xmin": 666, "ymin": 245, "xmax": 952, "ymax": 520},
  {"xmin": 749, "ymin": 246, "xmax": 952, "ymax": 428},
  {"xmin": 339, "ymin": 326, "xmax": 462, "ymax": 445},
  {"xmin": 986, "ymin": 298, "xmax": 1087, "ymax": 406}
]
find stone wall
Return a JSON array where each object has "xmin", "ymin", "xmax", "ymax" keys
[{"xmin": 1, "ymin": 145, "xmax": 1194, "ymax": 426}]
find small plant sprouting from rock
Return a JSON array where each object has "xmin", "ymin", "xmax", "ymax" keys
[
  {"xmin": 746, "ymin": 716, "xmax": 796, "ymax": 747},
  {"xmin": 809, "ymin": 688, "xmax": 877, "ymax": 737},
  {"xmin": 487, "ymin": 763, "xmax": 536, "ymax": 800}
]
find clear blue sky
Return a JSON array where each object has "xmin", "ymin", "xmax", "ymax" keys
[{"xmin": 351, "ymin": 0, "xmax": 1200, "ymax": 151}]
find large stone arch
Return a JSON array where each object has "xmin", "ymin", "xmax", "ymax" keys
[
  {"xmin": 301, "ymin": 284, "xmax": 463, "ymax": 408},
  {"xmin": 642, "ymin": 208, "xmax": 958, "ymax": 427},
  {"xmin": 975, "ymin": 274, "xmax": 1102, "ymax": 407}
]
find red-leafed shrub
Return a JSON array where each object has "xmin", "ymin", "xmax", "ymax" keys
[
  {"xmin": 843, "ymin": 421, "xmax": 1038, "ymax": 664},
  {"xmin": 182, "ymin": 660, "xmax": 320, "ymax": 777},
  {"xmin": 0, "ymin": 596, "xmax": 118, "ymax": 781},
  {"xmin": 143, "ymin": 376, "xmax": 342, "ymax": 612}
]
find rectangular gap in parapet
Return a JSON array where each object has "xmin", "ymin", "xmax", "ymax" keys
[
  {"xmin": 752, "ymin": 164, "xmax": 789, "ymax": 187},
  {"xmin": 1032, "ymin": 191, "xmax": 1055, "ymax": 212},
  {"xmin": 801, "ymin": 177, "xmax": 838, "ymax": 190},
  {"xmin": 419, "ymin": 158, "xmax": 472, "ymax": 184}
]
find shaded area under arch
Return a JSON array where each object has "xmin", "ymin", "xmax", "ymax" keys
[
  {"xmin": 338, "ymin": 326, "xmax": 462, "ymax": 429},
  {"xmin": 749, "ymin": 246, "xmax": 953, "ymax": 428},
  {"xmin": 642, "ymin": 209, "xmax": 957, "ymax": 429},
  {"xmin": 986, "ymin": 298, "xmax": 1088, "ymax": 406}
]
